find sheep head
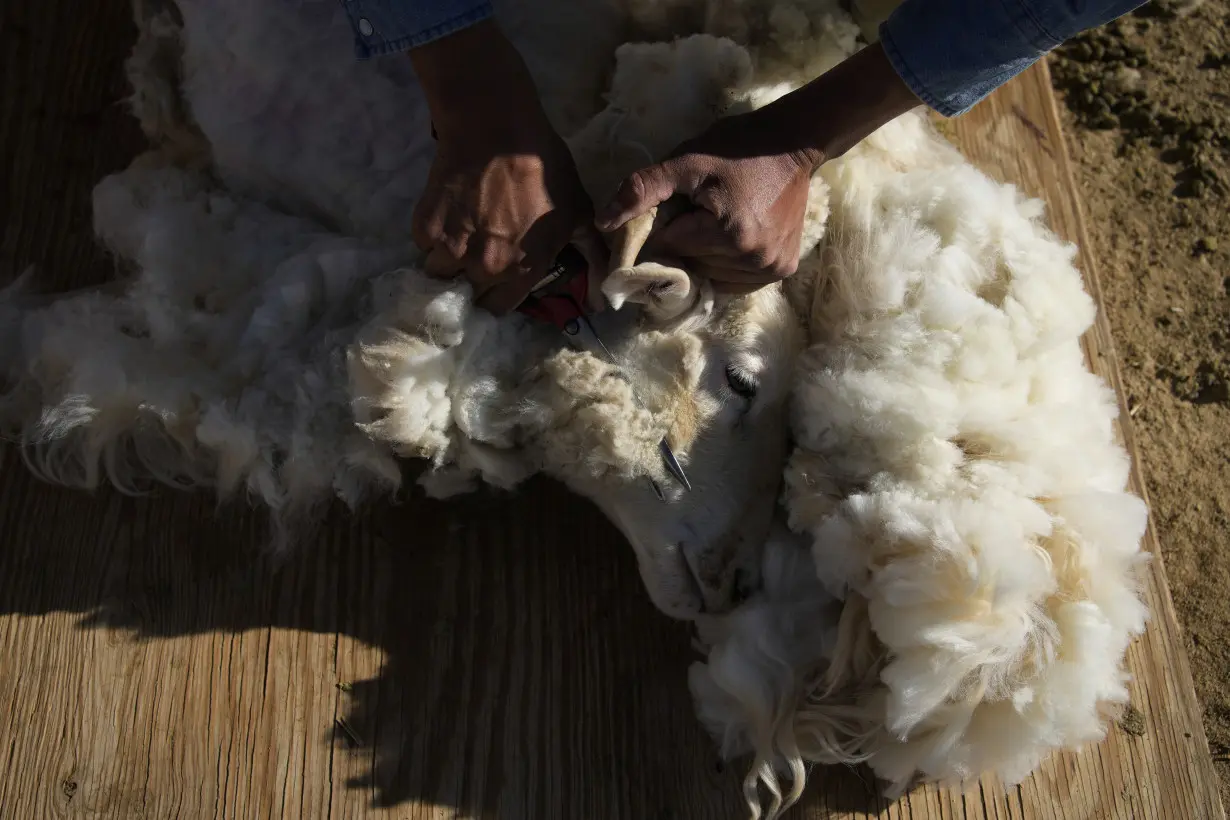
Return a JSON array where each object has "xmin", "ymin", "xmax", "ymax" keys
[{"xmin": 505, "ymin": 200, "xmax": 808, "ymax": 620}]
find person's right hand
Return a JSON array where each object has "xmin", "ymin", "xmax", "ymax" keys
[
  {"xmin": 594, "ymin": 41, "xmax": 922, "ymax": 295},
  {"xmin": 408, "ymin": 21, "xmax": 600, "ymax": 316},
  {"xmin": 595, "ymin": 115, "xmax": 821, "ymax": 292}
]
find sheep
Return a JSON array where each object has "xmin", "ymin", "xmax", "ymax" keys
[
  {"xmin": 0, "ymin": 0, "xmax": 1150, "ymax": 817},
  {"xmin": 0, "ymin": 0, "xmax": 821, "ymax": 621}
]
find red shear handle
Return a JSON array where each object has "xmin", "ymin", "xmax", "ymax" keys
[{"xmin": 517, "ymin": 244, "xmax": 592, "ymax": 330}]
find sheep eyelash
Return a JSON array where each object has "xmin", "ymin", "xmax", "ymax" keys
[{"xmin": 724, "ymin": 363, "xmax": 759, "ymax": 401}]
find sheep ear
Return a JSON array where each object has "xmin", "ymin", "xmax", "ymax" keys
[
  {"xmin": 606, "ymin": 208, "xmax": 660, "ymax": 272},
  {"xmin": 600, "ymin": 202, "xmax": 707, "ymax": 323},
  {"xmin": 602, "ymin": 261, "xmax": 698, "ymax": 322}
]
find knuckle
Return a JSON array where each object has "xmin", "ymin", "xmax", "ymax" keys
[
  {"xmin": 441, "ymin": 233, "xmax": 469, "ymax": 261},
  {"xmin": 412, "ymin": 214, "xmax": 441, "ymax": 249},
  {"xmin": 477, "ymin": 237, "xmax": 520, "ymax": 279},
  {"xmin": 730, "ymin": 225, "xmax": 760, "ymax": 255},
  {"xmin": 622, "ymin": 171, "xmax": 649, "ymax": 203},
  {"xmin": 771, "ymin": 258, "xmax": 798, "ymax": 279},
  {"xmin": 421, "ymin": 216, "xmax": 452, "ymax": 247}
]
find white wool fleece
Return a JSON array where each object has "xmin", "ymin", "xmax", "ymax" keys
[
  {"xmin": 684, "ymin": 107, "xmax": 1150, "ymax": 818},
  {"xmin": 796, "ymin": 143, "xmax": 1150, "ymax": 783}
]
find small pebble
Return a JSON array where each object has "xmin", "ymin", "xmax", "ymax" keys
[{"xmin": 1119, "ymin": 704, "xmax": 1146, "ymax": 737}]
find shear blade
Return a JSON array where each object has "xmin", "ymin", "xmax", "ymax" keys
[
  {"xmin": 659, "ymin": 439, "xmax": 691, "ymax": 491},
  {"xmin": 569, "ymin": 311, "xmax": 689, "ymax": 494}
]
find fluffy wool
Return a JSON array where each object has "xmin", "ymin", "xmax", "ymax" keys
[
  {"xmin": 0, "ymin": 0, "xmax": 1150, "ymax": 817},
  {"xmin": 683, "ymin": 51, "xmax": 1150, "ymax": 820}
]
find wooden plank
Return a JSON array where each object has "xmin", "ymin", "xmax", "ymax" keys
[
  {"xmin": 0, "ymin": 2, "xmax": 1222, "ymax": 816},
  {"xmin": 941, "ymin": 58, "xmax": 1225, "ymax": 820}
]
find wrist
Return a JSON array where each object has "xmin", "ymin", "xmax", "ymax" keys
[
  {"xmin": 408, "ymin": 20, "xmax": 545, "ymax": 138},
  {"xmin": 763, "ymin": 41, "xmax": 921, "ymax": 164}
]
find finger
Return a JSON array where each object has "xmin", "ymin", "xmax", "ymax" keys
[
  {"xmin": 643, "ymin": 210, "xmax": 740, "ymax": 260},
  {"xmin": 411, "ymin": 166, "xmax": 448, "ymax": 251},
  {"xmin": 472, "ymin": 267, "xmax": 541, "ymax": 317},
  {"xmin": 686, "ymin": 256, "xmax": 794, "ymax": 285},
  {"xmin": 411, "ymin": 198, "xmax": 437, "ymax": 251},
  {"xmin": 471, "ymin": 221, "xmax": 582, "ymax": 316},
  {"xmin": 424, "ymin": 245, "xmax": 464, "ymax": 279},
  {"xmin": 463, "ymin": 235, "xmax": 521, "ymax": 282},
  {"xmin": 594, "ymin": 163, "xmax": 682, "ymax": 233}
]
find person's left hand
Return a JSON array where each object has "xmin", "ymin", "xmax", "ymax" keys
[{"xmin": 593, "ymin": 112, "xmax": 821, "ymax": 293}]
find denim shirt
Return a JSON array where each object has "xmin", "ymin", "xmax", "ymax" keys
[{"xmin": 338, "ymin": 0, "xmax": 1145, "ymax": 116}]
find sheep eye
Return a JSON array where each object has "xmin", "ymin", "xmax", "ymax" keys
[{"xmin": 725, "ymin": 364, "xmax": 758, "ymax": 399}]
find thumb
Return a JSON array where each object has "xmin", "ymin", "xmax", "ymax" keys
[{"xmin": 594, "ymin": 164, "xmax": 680, "ymax": 232}]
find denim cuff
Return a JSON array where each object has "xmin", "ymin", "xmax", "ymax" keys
[
  {"xmin": 341, "ymin": 1, "xmax": 494, "ymax": 59},
  {"xmin": 879, "ymin": 0, "xmax": 1049, "ymax": 117},
  {"xmin": 879, "ymin": 0, "xmax": 1146, "ymax": 117}
]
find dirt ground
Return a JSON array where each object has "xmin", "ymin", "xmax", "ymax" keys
[{"xmin": 1048, "ymin": 0, "xmax": 1230, "ymax": 799}]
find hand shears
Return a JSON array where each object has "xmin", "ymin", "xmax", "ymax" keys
[{"xmin": 518, "ymin": 245, "xmax": 692, "ymax": 500}]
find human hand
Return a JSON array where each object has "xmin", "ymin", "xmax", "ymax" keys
[
  {"xmin": 594, "ymin": 41, "xmax": 922, "ymax": 293},
  {"xmin": 594, "ymin": 112, "xmax": 821, "ymax": 293},
  {"xmin": 408, "ymin": 21, "xmax": 601, "ymax": 315}
]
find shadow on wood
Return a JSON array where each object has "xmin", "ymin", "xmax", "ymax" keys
[{"xmin": 0, "ymin": 449, "xmax": 890, "ymax": 817}]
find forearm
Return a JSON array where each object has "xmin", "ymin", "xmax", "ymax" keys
[
  {"xmin": 880, "ymin": 0, "xmax": 1149, "ymax": 116},
  {"xmin": 740, "ymin": 41, "xmax": 922, "ymax": 169},
  {"xmin": 743, "ymin": 0, "xmax": 1149, "ymax": 168},
  {"xmin": 406, "ymin": 20, "xmax": 543, "ymax": 135}
]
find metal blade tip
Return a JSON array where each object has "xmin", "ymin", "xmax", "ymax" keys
[{"xmin": 658, "ymin": 439, "xmax": 692, "ymax": 492}]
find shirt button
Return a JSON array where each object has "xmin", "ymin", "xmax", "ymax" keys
[{"xmin": 358, "ymin": 17, "xmax": 374, "ymax": 36}]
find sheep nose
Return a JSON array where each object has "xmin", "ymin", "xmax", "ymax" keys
[
  {"xmin": 682, "ymin": 541, "xmax": 757, "ymax": 615},
  {"xmin": 730, "ymin": 568, "xmax": 755, "ymax": 606}
]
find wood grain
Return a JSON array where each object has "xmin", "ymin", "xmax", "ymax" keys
[{"xmin": 0, "ymin": 3, "xmax": 1224, "ymax": 817}]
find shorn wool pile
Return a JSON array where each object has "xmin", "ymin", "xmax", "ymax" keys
[{"xmin": 0, "ymin": 0, "xmax": 1150, "ymax": 818}]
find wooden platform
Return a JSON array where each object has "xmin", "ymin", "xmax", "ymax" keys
[{"xmin": 1, "ymin": 5, "xmax": 1224, "ymax": 818}]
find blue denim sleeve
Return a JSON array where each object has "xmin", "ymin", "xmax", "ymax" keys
[
  {"xmin": 339, "ymin": 0, "xmax": 494, "ymax": 59},
  {"xmin": 880, "ymin": 0, "xmax": 1147, "ymax": 117}
]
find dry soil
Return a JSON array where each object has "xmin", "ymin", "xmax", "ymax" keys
[{"xmin": 1048, "ymin": 0, "xmax": 1230, "ymax": 800}]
